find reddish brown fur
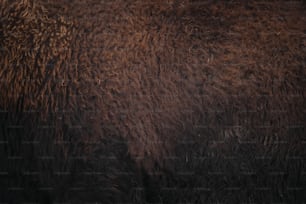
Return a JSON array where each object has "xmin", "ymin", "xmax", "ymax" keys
[{"xmin": 1, "ymin": 0, "xmax": 305, "ymax": 203}]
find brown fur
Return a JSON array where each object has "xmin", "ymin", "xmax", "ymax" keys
[{"xmin": 1, "ymin": 0, "xmax": 305, "ymax": 203}]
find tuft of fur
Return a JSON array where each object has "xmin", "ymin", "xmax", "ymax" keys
[{"xmin": 1, "ymin": 0, "xmax": 305, "ymax": 203}]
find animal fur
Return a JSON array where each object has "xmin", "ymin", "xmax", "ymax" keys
[{"xmin": 0, "ymin": 0, "xmax": 305, "ymax": 203}]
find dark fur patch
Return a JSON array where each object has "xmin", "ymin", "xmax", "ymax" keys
[{"xmin": 1, "ymin": 0, "xmax": 305, "ymax": 203}]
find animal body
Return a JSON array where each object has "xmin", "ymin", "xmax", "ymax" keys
[{"xmin": 0, "ymin": 0, "xmax": 305, "ymax": 203}]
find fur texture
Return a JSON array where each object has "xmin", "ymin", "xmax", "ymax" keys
[{"xmin": 1, "ymin": 0, "xmax": 305, "ymax": 203}]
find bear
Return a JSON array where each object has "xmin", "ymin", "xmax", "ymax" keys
[{"xmin": 1, "ymin": 0, "xmax": 305, "ymax": 203}]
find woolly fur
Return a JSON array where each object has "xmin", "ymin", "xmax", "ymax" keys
[{"xmin": 1, "ymin": 0, "xmax": 305, "ymax": 203}]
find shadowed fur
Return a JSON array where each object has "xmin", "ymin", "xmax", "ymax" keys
[{"xmin": 1, "ymin": 0, "xmax": 305, "ymax": 203}]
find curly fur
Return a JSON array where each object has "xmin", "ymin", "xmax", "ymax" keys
[{"xmin": 1, "ymin": 0, "xmax": 305, "ymax": 203}]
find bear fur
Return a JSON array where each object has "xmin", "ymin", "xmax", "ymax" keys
[{"xmin": 1, "ymin": 0, "xmax": 305, "ymax": 203}]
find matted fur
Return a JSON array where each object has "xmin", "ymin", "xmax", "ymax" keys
[{"xmin": 1, "ymin": 0, "xmax": 305, "ymax": 203}]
